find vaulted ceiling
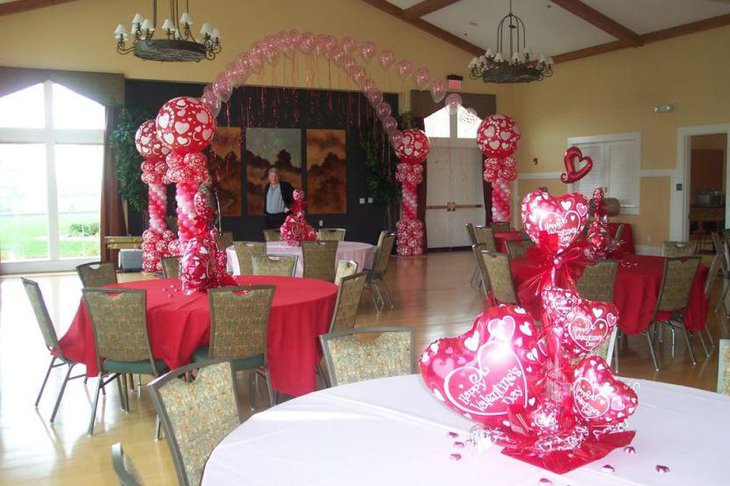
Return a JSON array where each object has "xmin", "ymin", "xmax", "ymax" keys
[{"xmin": 362, "ymin": 0, "xmax": 730, "ymax": 62}]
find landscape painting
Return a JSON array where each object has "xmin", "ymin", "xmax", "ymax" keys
[
  {"xmin": 209, "ymin": 127, "xmax": 242, "ymax": 216},
  {"xmin": 245, "ymin": 128, "xmax": 302, "ymax": 216},
  {"xmin": 306, "ymin": 129, "xmax": 347, "ymax": 214}
]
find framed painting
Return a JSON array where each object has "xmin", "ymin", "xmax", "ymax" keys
[
  {"xmin": 209, "ymin": 127, "xmax": 242, "ymax": 216},
  {"xmin": 306, "ymin": 129, "xmax": 346, "ymax": 214},
  {"xmin": 245, "ymin": 128, "xmax": 302, "ymax": 216}
]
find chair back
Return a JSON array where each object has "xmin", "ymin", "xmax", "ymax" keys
[
  {"xmin": 465, "ymin": 223, "xmax": 477, "ymax": 246},
  {"xmin": 263, "ymin": 229, "xmax": 281, "ymax": 242},
  {"xmin": 208, "ymin": 286, "xmax": 274, "ymax": 361},
  {"xmin": 233, "ymin": 241, "xmax": 266, "ymax": 275},
  {"xmin": 473, "ymin": 226, "xmax": 497, "ymax": 252},
  {"xmin": 111, "ymin": 443, "xmax": 143, "ymax": 486},
  {"xmin": 21, "ymin": 278, "xmax": 62, "ymax": 357},
  {"xmin": 76, "ymin": 261, "xmax": 117, "ymax": 288},
  {"xmin": 711, "ymin": 231, "xmax": 729, "ymax": 274},
  {"xmin": 161, "ymin": 257, "xmax": 180, "ymax": 279},
  {"xmin": 215, "ymin": 232, "xmax": 234, "ymax": 251},
  {"xmin": 479, "ymin": 250, "xmax": 518, "ymax": 304},
  {"xmin": 83, "ymin": 288, "xmax": 156, "ymax": 373},
  {"xmin": 614, "ymin": 223, "xmax": 625, "ymax": 243},
  {"xmin": 251, "ymin": 254, "xmax": 297, "ymax": 276},
  {"xmin": 329, "ymin": 272, "xmax": 367, "ymax": 333},
  {"xmin": 148, "ymin": 361, "xmax": 241, "ymax": 486},
  {"xmin": 592, "ymin": 327, "xmax": 618, "ymax": 366},
  {"xmin": 705, "ymin": 252, "xmax": 722, "ymax": 298},
  {"xmin": 472, "ymin": 244, "xmax": 491, "ymax": 297},
  {"xmin": 654, "ymin": 257, "xmax": 701, "ymax": 314},
  {"xmin": 302, "ymin": 240, "xmax": 339, "ymax": 281},
  {"xmin": 718, "ymin": 339, "xmax": 730, "ymax": 395},
  {"xmin": 662, "ymin": 240, "xmax": 698, "ymax": 257},
  {"xmin": 334, "ymin": 260, "xmax": 358, "ymax": 286},
  {"xmin": 505, "ymin": 240, "xmax": 535, "ymax": 259},
  {"xmin": 576, "ymin": 259, "xmax": 619, "ymax": 302},
  {"xmin": 491, "ymin": 221, "xmax": 511, "ymax": 232},
  {"xmin": 371, "ymin": 232, "xmax": 395, "ymax": 278},
  {"xmin": 317, "ymin": 228, "xmax": 346, "ymax": 241},
  {"xmin": 320, "ymin": 327, "xmax": 414, "ymax": 386}
]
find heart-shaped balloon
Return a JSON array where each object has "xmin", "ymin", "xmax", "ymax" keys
[
  {"xmin": 521, "ymin": 189, "xmax": 589, "ymax": 252},
  {"xmin": 419, "ymin": 305, "xmax": 547, "ymax": 426},
  {"xmin": 560, "ymin": 147, "xmax": 593, "ymax": 184},
  {"xmin": 541, "ymin": 287, "xmax": 619, "ymax": 359},
  {"xmin": 572, "ymin": 356, "xmax": 637, "ymax": 426}
]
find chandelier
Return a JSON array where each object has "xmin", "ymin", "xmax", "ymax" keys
[
  {"xmin": 468, "ymin": 0, "xmax": 553, "ymax": 83},
  {"xmin": 114, "ymin": 1, "xmax": 222, "ymax": 62}
]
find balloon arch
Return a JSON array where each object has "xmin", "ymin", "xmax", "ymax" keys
[{"xmin": 135, "ymin": 30, "xmax": 522, "ymax": 293}]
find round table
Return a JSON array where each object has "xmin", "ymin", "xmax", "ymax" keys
[
  {"xmin": 58, "ymin": 276, "xmax": 337, "ymax": 396},
  {"xmin": 202, "ymin": 374, "xmax": 730, "ymax": 485},
  {"xmin": 226, "ymin": 241, "xmax": 375, "ymax": 277}
]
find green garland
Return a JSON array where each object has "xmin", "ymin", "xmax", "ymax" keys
[{"xmin": 109, "ymin": 107, "xmax": 154, "ymax": 214}]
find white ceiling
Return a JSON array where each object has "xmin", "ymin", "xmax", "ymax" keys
[{"xmin": 386, "ymin": 0, "xmax": 730, "ymax": 56}]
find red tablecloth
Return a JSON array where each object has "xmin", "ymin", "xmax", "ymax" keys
[
  {"xmin": 494, "ymin": 231, "xmax": 524, "ymax": 253},
  {"xmin": 58, "ymin": 276, "xmax": 337, "ymax": 396},
  {"xmin": 608, "ymin": 222, "xmax": 635, "ymax": 255},
  {"xmin": 510, "ymin": 254, "xmax": 709, "ymax": 335}
]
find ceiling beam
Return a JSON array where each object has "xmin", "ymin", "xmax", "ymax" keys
[
  {"xmin": 553, "ymin": 14, "xmax": 730, "ymax": 64},
  {"xmin": 550, "ymin": 0, "xmax": 643, "ymax": 47},
  {"xmin": 402, "ymin": 0, "xmax": 461, "ymax": 19},
  {"xmin": 359, "ymin": 0, "xmax": 482, "ymax": 56},
  {"xmin": 0, "ymin": 0, "xmax": 78, "ymax": 16}
]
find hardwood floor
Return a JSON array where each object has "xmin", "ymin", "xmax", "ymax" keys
[{"xmin": 0, "ymin": 251, "xmax": 726, "ymax": 484}]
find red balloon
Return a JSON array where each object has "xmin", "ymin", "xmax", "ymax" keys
[
  {"xmin": 561, "ymin": 146, "xmax": 594, "ymax": 184},
  {"xmin": 395, "ymin": 129, "xmax": 430, "ymax": 165},
  {"xmin": 156, "ymin": 96, "xmax": 216, "ymax": 154},
  {"xmin": 572, "ymin": 356, "xmax": 638, "ymax": 427},
  {"xmin": 520, "ymin": 189, "xmax": 589, "ymax": 253},
  {"xmin": 135, "ymin": 119, "xmax": 169, "ymax": 158},
  {"xmin": 476, "ymin": 114, "xmax": 521, "ymax": 158}
]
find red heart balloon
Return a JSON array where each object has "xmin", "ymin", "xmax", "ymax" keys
[
  {"xmin": 541, "ymin": 287, "xmax": 619, "ymax": 359},
  {"xmin": 419, "ymin": 305, "xmax": 547, "ymax": 426},
  {"xmin": 520, "ymin": 190, "xmax": 589, "ymax": 252},
  {"xmin": 561, "ymin": 147, "xmax": 593, "ymax": 184},
  {"xmin": 572, "ymin": 356, "xmax": 637, "ymax": 427}
]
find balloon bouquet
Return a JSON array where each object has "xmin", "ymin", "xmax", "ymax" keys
[
  {"xmin": 477, "ymin": 115, "xmax": 520, "ymax": 224},
  {"xmin": 280, "ymin": 189, "xmax": 317, "ymax": 246},
  {"xmin": 420, "ymin": 188, "xmax": 637, "ymax": 474}
]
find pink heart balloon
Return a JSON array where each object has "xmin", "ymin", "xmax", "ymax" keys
[{"xmin": 521, "ymin": 189, "xmax": 589, "ymax": 252}]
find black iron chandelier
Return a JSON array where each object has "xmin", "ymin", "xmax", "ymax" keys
[
  {"xmin": 468, "ymin": 0, "xmax": 553, "ymax": 83},
  {"xmin": 114, "ymin": 0, "xmax": 222, "ymax": 62}
]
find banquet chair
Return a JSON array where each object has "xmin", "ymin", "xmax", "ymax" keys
[
  {"xmin": 465, "ymin": 223, "xmax": 478, "ymax": 246},
  {"xmin": 649, "ymin": 256, "xmax": 702, "ymax": 368},
  {"xmin": 111, "ymin": 443, "xmax": 143, "ymax": 486},
  {"xmin": 302, "ymin": 240, "xmax": 339, "ymax": 282},
  {"xmin": 472, "ymin": 244, "xmax": 492, "ymax": 301},
  {"xmin": 76, "ymin": 261, "xmax": 117, "ymax": 288},
  {"xmin": 215, "ymin": 232, "xmax": 234, "ymax": 251},
  {"xmin": 148, "ymin": 361, "xmax": 241, "ymax": 486},
  {"xmin": 317, "ymin": 228, "xmax": 347, "ymax": 241},
  {"xmin": 662, "ymin": 240, "xmax": 698, "ymax": 257},
  {"xmin": 717, "ymin": 339, "xmax": 730, "ymax": 395},
  {"xmin": 478, "ymin": 250, "xmax": 519, "ymax": 305},
  {"xmin": 576, "ymin": 259, "xmax": 620, "ymax": 369},
  {"xmin": 466, "ymin": 224, "xmax": 481, "ymax": 288},
  {"xmin": 334, "ymin": 259, "xmax": 358, "ymax": 286},
  {"xmin": 698, "ymin": 252, "xmax": 723, "ymax": 355},
  {"xmin": 473, "ymin": 225, "xmax": 498, "ymax": 252},
  {"xmin": 614, "ymin": 223, "xmax": 626, "ymax": 243},
  {"xmin": 491, "ymin": 221, "xmax": 511, "ymax": 232},
  {"xmin": 192, "ymin": 286, "xmax": 275, "ymax": 410},
  {"xmin": 22, "ymin": 278, "xmax": 86, "ymax": 423},
  {"xmin": 252, "ymin": 254, "xmax": 297, "ymax": 277},
  {"xmin": 712, "ymin": 231, "xmax": 730, "ymax": 318},
  {"xmin": 329, "ymin": 273, "xmax": 368, "ymax": 333},
  {"xmin": 233, "ymin": 241, "xmax": 266, "ymax": 275},
  {"xmin": 505, "ymin": 240, "xmax": 535, "ymax": 259},
  {"xmin": 263, "ymin": 229, "xmax": 281, "ymax": 242},
  {"xmin": 320, "ymin": 327, "xmax": 414, "ymax": 386},
  {"xmin": 83, "ymin": 288, "xmax": 168, "ymax": 436},
  {"xmin": 367, "ymin": 231, "xmax": 396, "ymax": 313},
  {"xmin": 160, "ymin": 256, "xmax": 180, "ymax": 279}
]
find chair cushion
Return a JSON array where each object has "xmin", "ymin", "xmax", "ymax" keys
[
  {"xmin": 192, "ymin": 346, "xmax": 264, "ymax": 371},
  {"xmin": 103, "ymin": 358, "xmax": 168, "ymax": 375}
]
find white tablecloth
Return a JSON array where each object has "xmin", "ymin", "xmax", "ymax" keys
[
  {"xmin": 226, "ymin": 241, "xmax": 374, "ymax": 277},
  {"xmin": 202, "ymin": 374, "xmax": 730, "ymax": 486}
]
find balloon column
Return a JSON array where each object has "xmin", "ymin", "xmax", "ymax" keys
[
  {"xmin": 477, "ymin": 115, "xmax": 521, "ymax": 223},
  {"xmin": 395, "ymin": 129, "xmax": 430, "ymax": 256},
  {"xmin": 135, "ymin": 120, "xmax": 176, "ymax": 272},
  {"xmin": 420, "ymin": 188, "xmax": 637, "ymax": 474},
  {"xmin": 155, "ymin": 96, "xmax": 234, "ymax": 294},
  {"xmin": 280, "ymin": 189, "xmax": 317, "ymax": 246}
]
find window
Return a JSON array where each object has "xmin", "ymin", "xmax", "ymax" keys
[
  {"xmin": 569, "ymin": 132, "xmax": 641, "ymax": 215},
  {"xmin": 425, "ymin": 105, "xmax": 482, "ymax": 140},
  {"xmin": 0, "ymin": 81, "xmax": 105, "ymax": 271}
]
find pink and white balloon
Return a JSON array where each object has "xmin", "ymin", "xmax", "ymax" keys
[
  {"xmin": 135, "ymin": 119, "xmax": 174, "ymax": 272},
  {"xmin": 395, "ymin": 129, "xmax": 430, "ymax": 256},
  {"xmin": 477, "ymin": 114, "xmax": 521, "ymax": 223}
]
